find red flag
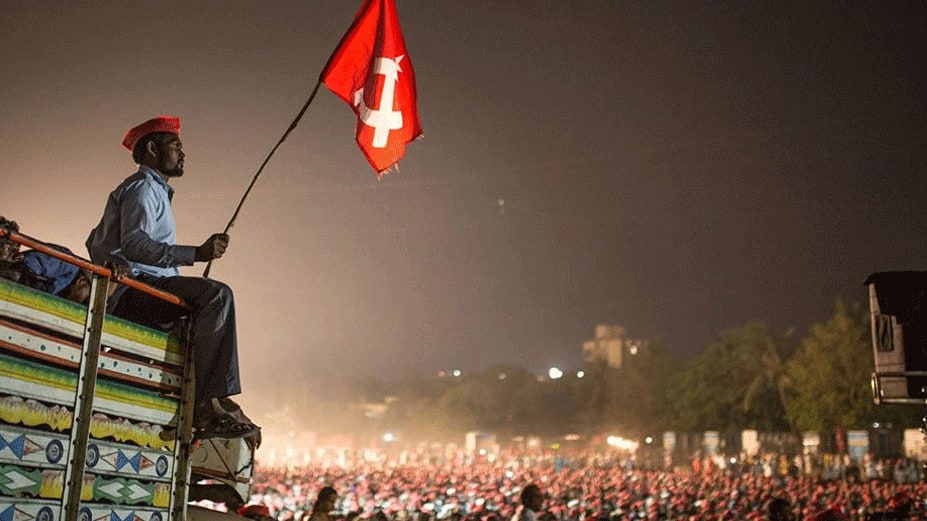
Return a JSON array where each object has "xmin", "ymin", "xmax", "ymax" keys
[{"xmin": 321, "ymin": 0, "xmax": 422, "ymax": 175}]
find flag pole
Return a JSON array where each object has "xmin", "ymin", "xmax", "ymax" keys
[{"xmin": 204, "ymin": 80, "xmax": 323, "ymax": 278}]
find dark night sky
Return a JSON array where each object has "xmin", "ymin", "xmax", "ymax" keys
[{"xmin": 2, "ymin": 1, "xmax": 926, "ymax": 417}]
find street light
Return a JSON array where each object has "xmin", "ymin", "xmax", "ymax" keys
[{"xmin": 548, "ymin": 367, "xmax": 563, "ymax": 379}]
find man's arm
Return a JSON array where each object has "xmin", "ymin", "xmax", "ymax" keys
[{"xmin": 118, "ymin": 182, "xmax": 196, "ymax": 267}]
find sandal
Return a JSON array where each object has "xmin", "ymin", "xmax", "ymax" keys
[
  {"xmin": 218, "ymin": 397, "xmax": 263, "ymax": 449},
  {"xmin": 194, "ymin": 412, "xmax": 260, "ymax": 440}
]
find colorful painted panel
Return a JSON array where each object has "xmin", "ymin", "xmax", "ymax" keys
[
  {"xmin": 0, "ymin": 354, "xmax": 178, "ymax": 426},
  {"xmin": 0, "ymin": 397, "xmax": 174, "ymax": 451},
  {"xmin": 0, "ymin": 425, "xmax": 173, "ymax": 480},
  {"xmin": 0, "ymin": 497, "xmax": 170, "ymax": 521},
  {"xmin": 0, "ymin": 279, "xmax": 182, "ymax": 366},
  {"xmin": 0, "ymin": 320, "xmax": 182, "ymax": 392},
  {"xmin": 0, "ymin": 465, "xmax": 170, "ymax": 507}
]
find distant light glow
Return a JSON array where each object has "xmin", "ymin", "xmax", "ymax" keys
[
  {"xmin": 383, "ymin": 432, "xmax": 394, "ymax": 442},
  {"xmin": 548, "ymin": 367, "xmax": 563, "ymax": 379},
  {"xmin": 606, "ymin": 436, "xmax": 639, "ymax": 451},
  {"xmin": 452, "ymin": 369, "xmax": 462, "ymax": 377},
  {"xmin": 576, "ymin": 370, "xmax": 585, "ymax": 378}
]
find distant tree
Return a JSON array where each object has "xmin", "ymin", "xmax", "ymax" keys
[
  {"xmin": 608, "ymin": 341, "xmax": 678, "ymax": 436},
  {"xmin": 512, "ymin": 369, "xmax": 568, "ymax": 436},
  {"xmin": 380, "ymin": 369, "xmax": 454, "ymax": 441},
  {"xmin": 785, "ymin": 300, "xmax": 913, "ymax": 431},
  {"xmin": 670, "ymin": 322, "xmax": 789, "ymax": 432},
  {"xmin": 645, "ymin": 342, "xmax": 682, "ymax": 432},
  {"xmin": 785, "ymin": 300, "xmax": 871, "ymax": 431},
  {"xmin": 434, "ymin": 365, "xmax": 548, "ymax": 436},
  {"xmin": 574, "ymin": 342, "xmax": 678, "ymax": 437},
  {"xmin": 574, "ymin": 361, "xmax": 615, "ymax": 433},
  {"xmin": 742, "ymin": 327, "xmax": 797, "ymax": 432}
]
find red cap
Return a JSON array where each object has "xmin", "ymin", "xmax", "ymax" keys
[
  {"xmin": 237, "ymin": 504, "xmax": 271, "ymax": 519},
  {"xmin": 122, "ymin": 116, "xmax": 180, "ymax": 151}
]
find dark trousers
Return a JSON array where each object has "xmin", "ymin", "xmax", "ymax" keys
[{"xmin": 112, "ymin": 275, "xmax": 242, "ymax": 402}]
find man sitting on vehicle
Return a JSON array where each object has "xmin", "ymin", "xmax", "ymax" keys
[{"xmin": 85, "ymin": 116, "xmax": 259, "ymax": 441}]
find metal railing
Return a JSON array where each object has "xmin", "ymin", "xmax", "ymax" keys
[{"xmin": 0, "ymin": 226, "xmax": 189, "ymax": 309}]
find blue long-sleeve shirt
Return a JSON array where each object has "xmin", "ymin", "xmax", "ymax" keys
[{"xmin": 86, "ymin": 166, "xmax": 196, "ymax": 278}]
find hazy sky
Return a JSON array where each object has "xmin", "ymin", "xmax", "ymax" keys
[{"xmin": 2, "ymin": 2, "xmax": 926, "ymax": 415}]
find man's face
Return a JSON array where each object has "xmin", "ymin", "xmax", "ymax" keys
[
  {"xmin": 62, "ymin": 272, "xmax": 92, "ymax": 305},
  {"xmin": 156, "ymin": 135, "xmax": 185, "ymax": 178}
]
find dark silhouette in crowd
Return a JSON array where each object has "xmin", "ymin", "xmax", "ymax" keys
[
  {"xmin": 515, "ymin": 484, "xmax": 543, "ymax": 521},
  {"xmin": 768, "ymin": 496, "xmax": 795, "ymax": 521},
  {"xmin": 86, "ymin": 116, "xmax": 259, "ymax": 442},
  {"xmin": 309, "ymin": 487, "xmax": 339, "ymax": 521},
  {"xmin": 864, "ymin": 491, "xmax": 915, "ymax": 520}
]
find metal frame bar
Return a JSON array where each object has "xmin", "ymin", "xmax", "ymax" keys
[
  {"xmin": 170, "ymin": 319, "xmax": 197, "ymax": 521},
  {"xmin": 60, "ymin": 274, "xmax": 110, "ymax": 521}
]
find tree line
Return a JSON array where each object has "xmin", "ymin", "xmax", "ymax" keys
[{"xmin": 283, "ymin": 300, "xmax": 916, "ymax": 444}]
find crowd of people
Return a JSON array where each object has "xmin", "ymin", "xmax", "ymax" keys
[{"xmin": 240, "ymin": 449, "xmax": 924, "ymax": 521}]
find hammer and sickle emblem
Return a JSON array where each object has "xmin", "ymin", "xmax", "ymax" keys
[{"xmin": 353, "ymin": 55, "xmax": 405, "ymax": 149}]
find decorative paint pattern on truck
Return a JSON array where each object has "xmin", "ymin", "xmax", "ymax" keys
[
  {"xmin": 0, "ymin": 397, "xmax": 171, "ymax": 451},
  {"xmin": 0, "ymin": 424, "xmax": 174, "ymax": 479},
  {"xmin": 0, "ymin": 226, "xmax": 254, "ymax": 521}
]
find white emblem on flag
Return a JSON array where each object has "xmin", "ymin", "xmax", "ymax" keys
[{"xmin": 353, "ymin": 55, "xmax": 405, "ymax": 148}]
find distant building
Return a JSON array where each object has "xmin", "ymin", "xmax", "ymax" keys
[{"xmin": 582, "ymin": 324, "xmax": 648, "ymax": 368}]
